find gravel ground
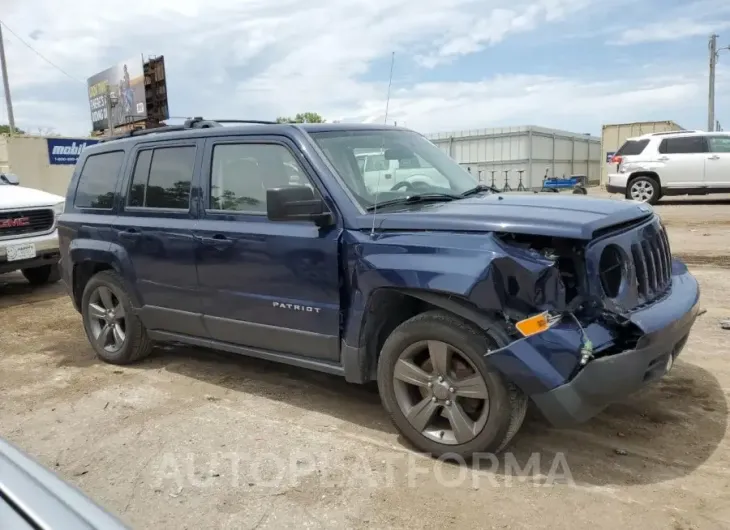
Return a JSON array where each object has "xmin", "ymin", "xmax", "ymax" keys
[{"xmin": 1, "ymin": 191, "xmax": 730, "ymax": 529}]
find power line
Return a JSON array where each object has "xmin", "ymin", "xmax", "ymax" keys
[{"xmin": 0, "ymin": 20, "xmax": 84, "ymax": 84}]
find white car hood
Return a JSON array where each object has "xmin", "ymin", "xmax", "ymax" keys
[{"xmin": 0, "ymin": 185, "xmax": 64, "ymax": 210}]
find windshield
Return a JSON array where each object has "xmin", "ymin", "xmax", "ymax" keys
[{"xmin": 309, "ymin": 129, "xmax": 478, "ymax": 210}]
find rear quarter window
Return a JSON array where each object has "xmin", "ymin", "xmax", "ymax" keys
[
  {"xmin": 74, "ymin": 151, "xmax": 125, "ymax": 209},
  {"xmin": 615, "ymin": 139, "xmax": 650, "ymax": 156}
]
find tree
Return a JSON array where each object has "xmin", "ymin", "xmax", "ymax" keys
[
  {"xmin": 0, "ymin": 124, "xmax": 25, "ymax": 135},
  {"xmin": 275, "ymin": 112, "xmax": 325, "ymax": 124}
]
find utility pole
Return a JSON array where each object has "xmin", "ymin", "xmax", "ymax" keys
[
  {"xmin": 709, "ymin": 34, "xmax": 717, "ymax": 132},
  {"xmin": 0, "ymin": 24, "xmax": 16, "ymax": 134},
  {"xmin": 708, "ymin": 34, "xmax": 730, "ymax": 132}
]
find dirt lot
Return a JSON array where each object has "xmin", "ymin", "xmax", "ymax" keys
[{"xmin": 2, "ymin": 192, "xmax": 730, "ymax": 529}]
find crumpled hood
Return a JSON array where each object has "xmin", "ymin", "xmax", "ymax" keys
[
  {"xmin": 0, "ymin": 185, "xmax": 64, "ymax": 211},
  {"xmin": 363, "ymin": 193, "xmax": 654, "ymax": 239}
]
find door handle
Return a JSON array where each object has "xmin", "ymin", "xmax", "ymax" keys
[
  {"xmin": 708, "ymin": 155, "xmax": 720, "ymax": 160},
  {"xmin": 384, "ymin": 173, "xmax": 392, "ymax": 179},
  {"xmin": 118, "ymin": 228, "xmax": 141, "ymax": 240},
  {"xmin": 657, "ymin": 156, "xmax": 669, "ymax": 161},
  {"xmin": 199, "ymin": 234, "xmax": 234, "ymax": 250}
]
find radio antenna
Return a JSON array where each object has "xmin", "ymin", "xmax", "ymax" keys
[
  {"xmin": 371, "ymin": 51, "xmax": 395, "ymax": 237},
  {"xmin": 383, "ymin": 51, "xmax": 395, "ymax": 125}
]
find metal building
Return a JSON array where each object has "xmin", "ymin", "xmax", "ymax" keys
[
  {"xmin": 600, "ymin": 120, "xmax": 683, "ymax": 185},
  {"xmin": 0, "ymin": 135, "xmax": 96, "ymax": 196},
  {"xmin": 426, "ymin": 126, "xmax": 601, "ymax": 190}
]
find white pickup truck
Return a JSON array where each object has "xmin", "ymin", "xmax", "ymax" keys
[
  {"xmin": 0, "ymin": 173, "xmax": 64, "ymax": 285},
  {"xmin": 355, "ymin": 150, "xmax": 450, "ymax": 193}
]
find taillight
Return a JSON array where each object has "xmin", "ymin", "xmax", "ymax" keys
[{"xmin": 611, "ymin": 155, "xmax": 622, "ymax": 165}]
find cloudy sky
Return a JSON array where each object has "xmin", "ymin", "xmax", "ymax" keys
[{"xmin": 1, "ymin": 0, "xmax": 729, "ymax": 136}]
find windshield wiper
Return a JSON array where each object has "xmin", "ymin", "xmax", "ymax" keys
[
  {"xmin": 366, "ymin": 193, "xmax": 460, "ymax": 212},
  {"xmin": 460, "ymin": 184, "xmax": 499, "ymax": 197}
]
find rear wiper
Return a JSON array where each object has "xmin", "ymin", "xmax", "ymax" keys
[
  {"xmin": 366, "ymin": 193, "xmax": 460, "ymax": 212},
  {"xmin": 460, "ymin": 184, "xmax": 499, "ymax": 197}
]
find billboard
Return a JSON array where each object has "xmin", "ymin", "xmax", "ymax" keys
[
  {"xmin": 87, "ymin": 57, "xmax": 147, "ymax": 132},
  {"xmin": 46, "ymin": 138, "xmax": 100, "ymax": 165}
]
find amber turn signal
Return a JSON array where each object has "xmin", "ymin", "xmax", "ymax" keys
[{"xmin": 515, "ymin": 312, "xmax": 550, "ymax": 337}]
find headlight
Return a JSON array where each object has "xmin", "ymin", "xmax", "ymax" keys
[{"xmin": 52, "ymin": 201, "xmax": 65, "ymax": 219}]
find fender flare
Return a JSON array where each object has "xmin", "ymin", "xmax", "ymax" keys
[
  {"xmin": 341, "ymin": 288, "xmax": 512, "ymax": 384},
  {"xmin": 69, "ymin": 241, "xmax": 142, "ymax": 308},
  {"xmin": 398, "ymin": 289, "xmax": 512, "ymax": 346}
]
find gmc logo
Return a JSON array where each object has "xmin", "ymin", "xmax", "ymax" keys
[{"xmin": 0, "ymin": 217, "xmax": 30, "ymax": 229}]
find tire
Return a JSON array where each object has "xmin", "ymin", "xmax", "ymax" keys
[
  {"xmin": 80, "ymin": 270, "xmax": 153, "ymax": 365},
  {"xmin": 572, "ymin": 186, "xmax": 587, "ymax": 195},
  {"xmin": 626, "ymin": 175, "xmax": 660, "ymax": 204},
  {"xmin": 21, "ymin": 264, "xmax": 60, "ymax": 285},
  {"xmin": 377, "ymin": 310, "xmax": 527, "ymax": 458}
]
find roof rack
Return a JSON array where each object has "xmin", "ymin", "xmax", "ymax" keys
[
  {"xmin": 649, "ymin": 130, "xmax": 702, "ymax": 136},
  {"xmin": 100, "ymin": 117, "xmax": 278, "ymax": 142}
]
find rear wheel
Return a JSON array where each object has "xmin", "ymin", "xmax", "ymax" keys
[
  {"xmin": 377, "ymin": 311, "xmax": 527, "ymax": 458},
  {"xmin": 22, "ymin": 264, "xmax": 60, "ymax": 285},
  {"xmin": 81, "ymin": 270, "xmax": 153, "ymax": 365},
  {"xmin": 627, "ymin": 176, "xmax": 660, "ymax": 204}
]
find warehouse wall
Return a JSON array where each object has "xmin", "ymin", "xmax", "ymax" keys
[
  {"xmin": 0, "ymin": 135, "xmax": 79, "ymax": 196},
  {"xmin": 426, "ymin": 126, "xmax": 601, "ymax": 189}
]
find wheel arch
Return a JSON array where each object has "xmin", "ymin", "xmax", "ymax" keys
[
  {"xmin": 341, "ymin": 287, "xmax": 511, "ymax": 384},
  {"xmin": 69, "ymin": 241, "xmax": 141, "ymax": 311},
  {"xmin": 627, "ymin": 171, "xmax": 661, "ymax": 187}
]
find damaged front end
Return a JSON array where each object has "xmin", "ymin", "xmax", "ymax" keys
[{"xmin": 473, "ymin": 215, "xmax": 701, "ymax": 426}]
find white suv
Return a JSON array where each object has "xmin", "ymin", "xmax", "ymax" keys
[
  {"xmin": 0, "ymin": 173, "xmax": 65, "ymax": 285},
  {"xmin": 606, "ymin": 131, "xmax": 730, "ymax": 204}
]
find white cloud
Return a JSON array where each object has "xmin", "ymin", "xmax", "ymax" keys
[
  {"xmin": 610, "ymin": 18, "xmax": 730, "ymax": 46},
  {"xmin": 608, "ymin": 0, "xmax": 730, "ymax": 46},
  {"xmin": 415, "ymin": 0, "xmax": 593, "ymax": 68},
  {"xmin": 0, "ymin": 0, "xmax": 727, "ymax": 136}
]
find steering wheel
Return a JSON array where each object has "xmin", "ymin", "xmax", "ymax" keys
[{"xmin": 390, "ymin": 180, "xmax": 431, "ymax": 192}]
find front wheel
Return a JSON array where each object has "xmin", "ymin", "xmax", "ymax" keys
[{"xmin": 377, "ymin": 311, "xmax": 527, "ymax": 458}]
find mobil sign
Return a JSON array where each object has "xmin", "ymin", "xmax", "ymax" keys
[{"xmin": 47, "ymin": 138, "xmax": 100, "ymax": 165}]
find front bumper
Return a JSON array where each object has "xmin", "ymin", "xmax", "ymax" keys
[
  {"xmin": 487, "ymin": 260, "xmax": 700, "ymax": 427},
  {"xmin": 0, "ymin": 229, "xmax": 60, "ymax": 274}
]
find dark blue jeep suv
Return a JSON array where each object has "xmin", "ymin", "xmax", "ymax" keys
[{"xmin": 58, "ymin": 118, "xmax": 700, "ymax": 457}]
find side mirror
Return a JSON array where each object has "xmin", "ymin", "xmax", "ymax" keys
[
  {"xmin": 266, "ymin": 186, "xmax": 332, "ymax": 226},
  {"xmin": 0, "ymin": 173, "xmax": 19, "ymax": 185}
]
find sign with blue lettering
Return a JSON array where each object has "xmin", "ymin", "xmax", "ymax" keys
[
  {"xmin": 46, "ymin": 138, "xmax": 100, "ymax": 165},
  {"xmin": 606, "ymin": 151, "xmax": 616, "ymax": 164}
]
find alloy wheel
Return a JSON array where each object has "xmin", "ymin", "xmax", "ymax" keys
[
  {"xmin": 630, "ymin": 180, "xmax": 654, "ymax": 202},
  {"xmin": 392, "ymin": 340, "xmax": 490, "ymax": 445},
  {"xmin": 87, "ymin": 286, "xmax": 126, "ymax": 353}
]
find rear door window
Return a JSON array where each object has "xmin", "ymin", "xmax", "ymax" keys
[
  {"xmin": 74, "ymin": 151, "xmax": 125, "ymax": 209},
  {"xmin": 126, "ymin": 146, "xmax": 196, "ymax": 209},
  {"xmin": 658, "ymin": 136, "xmax": 708, "ymax": 154},
  {"xmin": 615, "ymin": 139, "xmax": 650, "ymax": 156},
  {"xmin": 708, "ymin": 136, "xmax": 730, "ymax": 153}
]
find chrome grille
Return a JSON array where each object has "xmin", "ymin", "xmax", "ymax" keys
[
  {"xmin": 590, "ymin": 216, "xmax": 673, "ymax": 311},
  {"xmin": 0, "ymin": 208, "xmax": 54, "ymax": 238},
  {"xmin": 630, "ymin": 227, "xmax": 671, "ymax": 300}
]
